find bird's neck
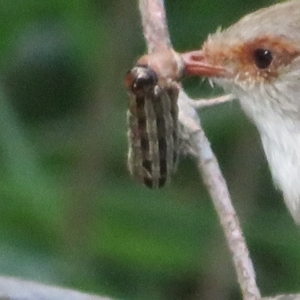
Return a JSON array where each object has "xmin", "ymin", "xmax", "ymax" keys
[{"xmin": 240, "ymin": 97, "xmax": 300, "ymax": 222}]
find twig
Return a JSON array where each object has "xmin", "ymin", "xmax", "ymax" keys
[
  {"xmin": 0, "ymin": 275, "xmax": 299, "ymax": 300},
  {"xmin": 139, "ymin": 0, "xmax": 171, "ymax": 53},
  {"xmin": 178, "ymin": 90, "xmax": 261, "ymax": 300},
  {"xmin": 138, "ymin": 1, "xmax": 261, "ymax": 299},
  {"xmin": 190, "ymin": 94, "xmax": 235, "ymax": 109},
  {"xmin": 0, "ymin": 276, "xmax": 112, "ymax": 300}
]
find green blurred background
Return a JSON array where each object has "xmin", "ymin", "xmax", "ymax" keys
[{"xmin": 0, "ymin": 0, "xmax": 299, "ymax": 299}]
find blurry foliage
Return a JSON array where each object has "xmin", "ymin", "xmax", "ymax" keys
[{"xmin": 0, "ymin": 1, "xmax": 299, "ymax": 300}]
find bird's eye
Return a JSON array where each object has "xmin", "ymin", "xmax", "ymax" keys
[{"xmin": 253, "ymin": 48, "xmax": 273, "ymax": 69}]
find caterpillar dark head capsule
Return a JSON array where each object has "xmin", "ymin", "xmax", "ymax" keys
[{"xmin": 125, "ymin": 65, "xmax": 158, "ymax": 95}]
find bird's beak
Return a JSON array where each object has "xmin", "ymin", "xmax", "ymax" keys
[{"xmin": 181, "ymin": 50, "xmax": 227, "ymax": 78}]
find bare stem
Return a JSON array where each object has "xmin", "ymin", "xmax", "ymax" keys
[
  {"xmin": 0, "ymin": 276, "xmax": 299, "ymax": 300},
  {"xmin": 138, "ymin": 1, "xmax": 261, "ymax": 299},
  {"xmin": 190, "ymin": 94, "xmax": 235, "ymax": 109},
  {"xmin": 139, "ymin": 0, "xmax": 172, "ymax": 53},
  {"xmin": 0, "ymin": 276, "xmax": 112, "ymax": 300},
  {"xmin": 187, "ymin": 99, "xmax": 261, "ymax": 300}
]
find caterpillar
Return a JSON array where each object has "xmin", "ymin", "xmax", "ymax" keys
[{"xmin": 125, "ymin": 50, "xmax": 183, "ymax": 188}]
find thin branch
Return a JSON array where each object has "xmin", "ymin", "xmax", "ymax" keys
[
  {"xmin": 139, "ymin": 0, "xmax": 172, "ymax": 53},
  {"xmin": 0, "ymin": 276, "xmax": 299, "ymax": 300},
  {"xmin": 0, "ymin": 276, "xmax": 112, "ymax": 300},
  {"xmin": 138, "ymin": 1, "xmax": 261, "ymax": 299},
  {"xmin": 178, "ymin": 91, "xmax": 261, "ymax": 300},
  {"xmin": 190, "ymin": 94, "xmax": 235, "ymax": 109}
]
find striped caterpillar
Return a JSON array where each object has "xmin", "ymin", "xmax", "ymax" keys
[{"xmin": 125, "ymin": 50, "xmax": 183, "ymax": 188}]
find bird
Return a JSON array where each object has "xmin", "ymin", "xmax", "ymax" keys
[{"xmin": 181, "ymin": 0, "xmax": 300, "ymax": 222}]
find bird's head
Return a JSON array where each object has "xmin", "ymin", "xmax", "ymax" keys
[{"xmin": 183, "ymin": 0, "xmax": 300, "ymax": 115}]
